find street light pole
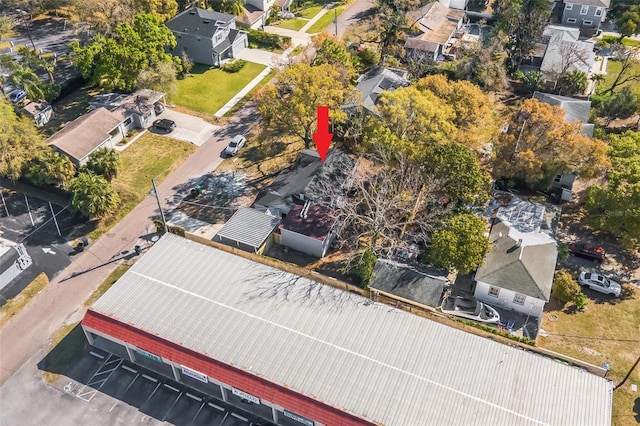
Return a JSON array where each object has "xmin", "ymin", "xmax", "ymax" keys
[{"xmin": 151, "ymin": 178, "xmax": 168, "ymax": 234}]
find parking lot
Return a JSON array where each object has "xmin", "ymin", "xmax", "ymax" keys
[
  {"xmin": 0, "ymin": 186, "xmax": 81, "ymax": 303},
  {"xmin": 57, "ymin": 347, "xmax": 271, "ymax": 426}
]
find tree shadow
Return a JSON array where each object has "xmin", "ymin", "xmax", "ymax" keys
[{"xmin": 634, "ymin": 397, "xmax": 640, "ymax": 424}]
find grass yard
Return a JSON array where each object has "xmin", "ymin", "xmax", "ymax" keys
[
  {"xmin": 596, "ymin": 58, "xmax": 640, "ymax": 95},
  {"xmin": 275, "ymin": 17, "xmax": 309, "ymax": 31},
  {"xmin": 601, "ymin": 35, "xmax": 640, "ymax": 47},
  {"xmin": 299, "ymin": 5, "xmax": 324, "ymax": 18},
  {"xmin": 224, "ymin": 68, "xmax": 276, "ymax": 117},
  {"xmin": 174, "ymin": 62, "xmax": 266, "ymax": 115},
  {"xmin": 0, "ymin": 273, "xmax": 48, "ymax": 328},
  {"xmin": 539, "ymin": 286, "xmax": 640, "ymax": 426},
  {"xmin": 86, "ymin": 133, "xmax": 196, "ymax": 241},
  {"xmin": 306, "ymin": 5, "xmax": 345, "ymax": 33},
  {"xmin": 84, "ymin": 265, "xmax": 131, "ymax": 307}
]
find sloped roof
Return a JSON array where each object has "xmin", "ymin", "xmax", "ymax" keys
[
  {"xmin": 21, "ymin": 100, "xmax": 51, "ymax": 117},
  {"xmin": 405, "ymin": 2, "xmax": 464, "ymax": 51},
  {"xmin": 352, "ymin": 66, "xmax": 410, "ymax": 115},
  {"xmin": 47, "ymin": 107, "xmax": 121, "ymax": 162},
  {"xmin": 569, "ymin": 0, "xmax": 610, "ymax": 6},
  {"xmin": 533, "ymin": 91, "xmax": 594, "ymax": 137},
  {"xmin": 370, "ymin": 259, "xmax": 447, "ymax": 308},
  {"xmin": 475, "ymin": 222, "xmax": 557, "ymax": 300},
  {"xmin": 214, "ymin": 207, "xmax": 280, "ymax": 250},
  {"xmin": 165, "ymin": 7, "xmax": 235, "ymax": 38},
  {"xmin": 540, "ymin": 25, "xmax": 596, "ymax": 77},
  {"xmin": 85, "ymin": 233, "xmax": 613, "ymax": 425}
]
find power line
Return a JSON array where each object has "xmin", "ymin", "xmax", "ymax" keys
[{"xmin": 544, "ymin": 333, "xmax": 640, "ymax": 343}]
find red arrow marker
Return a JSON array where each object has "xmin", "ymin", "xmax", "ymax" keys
[{"xmin": 313, "ymin": 105, "xmax": 333, "ymax": 162}]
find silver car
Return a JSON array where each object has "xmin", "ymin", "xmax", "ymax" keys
[
  {"xmin": 578, "ymin": 272, "xmax": 621, "ymax": 297},
  {"xmin": 224, "ymin": 135, "xmax": 246, "ymax": 157}
]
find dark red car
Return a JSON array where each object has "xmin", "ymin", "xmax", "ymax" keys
[{"xmin": 568, "ymin": 242, "xmax": 606, "ymax": 262}]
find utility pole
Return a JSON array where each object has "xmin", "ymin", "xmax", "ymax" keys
[
  {"xmin": 16, "ymin": 10, "xmax": 36, "ymax": 51},
  {"xmin": 151, "ymin": 178, "xmax": 168, "ymax": 234},
  {"xmin": 334, "ymin": 8, "xmax": 338, "ymax": 37}
]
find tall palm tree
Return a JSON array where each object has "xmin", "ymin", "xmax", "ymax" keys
[
  {"xmin": 85, "ymin": 147, "xmax": 121, "ymax": 181},
  {"xmin": 67, "ymin": 172, "xmax": 121, "ymax": 218}
]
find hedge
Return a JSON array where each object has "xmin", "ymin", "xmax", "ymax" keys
[{"xmin": 247, "ymin": 29, "xmax": 292, "ymax": 50}]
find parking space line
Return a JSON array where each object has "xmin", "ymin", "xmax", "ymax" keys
[
  {"xmin": 220, "ymin": 412, "xmax": 230, "ymax": 425},
  {"xmin": 161, "ymin": 391, "xmax": 183, "ymax": 422},
  {"xmin": 186, "ymin": 393, "xmax": 202, "ymax": 401},
  {"xmin": 209, "ymin": 402, "xmax": 225, "ymax": 411},
  {"xmin": 122, "ymin": 365, "xmax": 137, "ymax": 373},
  {"xmin": 123, "ymin": 373, "xmax": 140, "ymax": 394},
  {"xmin": 189, "ymin": 401, "xmax": 207, "ymax": 425},
  {"xmin": 231, "ymin": 413, "xmax": 248, "ymax": 421},
  {"xmin": 164, "ymin": 384, "xmax": 180, "ymax": 392},
  {"xmin": 142, "ymin": 374, "xmax": 158, "ymax": 382},
  {"xmin": 89, "ymin": 351, "xmax": 105, "ymax": 359},
  {"xmin": 143, "ymin": 382, "xmax": 162, "ymax": 406}
]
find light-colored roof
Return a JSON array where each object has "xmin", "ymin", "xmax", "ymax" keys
[
  {"xmin": 405, "ymin": 2, "xmax": 464, "ymax": 50},
  {"xmin": 21, "ymin": 100, "xmax": 51, "ymax": 116},
  {"xmin": 540, "ymin": 25, "xmax": 596, "ymax": 77},
  {"xmin": 533, "ymin": 91, "xmax": 594, "ymax": 137},
  {"xmin": 90, "ymin": 234, "xmax": 612, "ymax": 426},
  {"xmin": 47, "ymin": 107, "xmax": 121, "ymax": 162},
  {"xmin": 352, "ymin": 66, "xmax": 410, "ymax": 115},
  {"xmin": 214, "ymin": 207, "xmax": 280, "ymax": 250},
  {"xmin": 566, "ymin": 0, "xmax": 610, "ymax": 7}
]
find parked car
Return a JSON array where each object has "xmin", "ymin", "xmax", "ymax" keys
[
  {"xmin": 153, "ymin": 102, "xmax": 165, "ymax": 114},
  {"xmin": 9, "ymin": 89, "xmax": 27, "ymax": 104},
  {"xmin": 224, "ymin": 134, "xmax": 246, "ymax": 156},
  {"xmin": 568, "ymin": 242, "xmax": 605, "ymax": 262},
  {"xmin": 578, "ymin": 272, "xmax": 621, "ymax": 297},
  {"xmin": 440, "ymin": 296, "xmax": 501, "ymax": 324},
  {"xmin": 153, "ymin": 118, "xmax": 176, "ymax": 132}
]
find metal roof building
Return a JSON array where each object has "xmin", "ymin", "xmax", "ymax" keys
[
  {"xmin": 82, "ymin": 234, "xmax": 613, "ymax": 426},
  {"xmin": 213, "ymin": 207, "xmax": 280, "ymax": 253}
]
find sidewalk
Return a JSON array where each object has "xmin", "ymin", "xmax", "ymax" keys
[
  {"xmin": 299, "ymin": 6, "xmax": 330, "ymax": 33},
  {"xmin": 214, "ymin": 65, "xmax": 272, "ymax": 117}
]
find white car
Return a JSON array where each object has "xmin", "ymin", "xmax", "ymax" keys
[
  {"xmin": 578, "ymin": 272, "xmax": 621, "ymax": 297},
  {"xmin": 224, "ymin": 135, "xmax": 246, "ymax": 157}
]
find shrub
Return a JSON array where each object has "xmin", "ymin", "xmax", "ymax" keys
[
  {"xmin": 352, "ymin": 248, "xmax": 377, "ymax": 289},
  {"xmin": 552, "ymin": 270, "xmax": 580, "ymax": 303},
  {"xmin": 221, "ymin": 59, "xmax": 247, "ymax": 73},
  {"xmin": 557, "ymin": 243, "xmax": 570, "ymax": 263},
  {"xmin": 574, "ymin": 292, "xmax": 588, "ymax": 311},
  {"xmin": 247, "ymin": 29, "xmax": 291, "ymax": 50}
]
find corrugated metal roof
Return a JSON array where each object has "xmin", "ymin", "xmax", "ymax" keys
[
  {"xmin": 214, "ymin": 207, "xmax": 280, "ymax": 250},
  {"xmin": 90, "ymin": 234, "xmax": 613, "ymax": 426}
]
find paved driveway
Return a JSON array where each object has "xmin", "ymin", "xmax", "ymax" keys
[
  {"xmin": 235, "ymin": 49, "xmax": 282, "ymax": 66},
  {"xmin": 151, "ymin": 108, "xmax": 220, "ymax": 147}
]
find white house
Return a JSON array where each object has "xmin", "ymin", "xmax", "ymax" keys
[{"xmin": 279, "ymin": 202, "xmax": 337, "ymax": 258}]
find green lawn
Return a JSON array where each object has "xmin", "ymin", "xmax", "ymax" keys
[
  {"xmin": 275, "ymin": 18, "xmax": 309, "ymax": 31},
  {"xmin": 174, "ymin": 62, "xmax": 266, "ymax": 115},
  {"xmin": 539, "ymin": 285, "xmax": 640, "ymax": 426},
  {"xmin": 299, "ymin": 5, "xmax": 324, "ymax": 18},
  {"xmin": 306, "ymin": 5, "xmax": 345, "ymax": 33},
  {"xmin": 596, "ymin": 59, "xmax": 640, "ymax": 95},
  {"xmin": 601, "ymin": 35, "xmax": 640, "ymax": 47},
  {"xmin": 224, "ymin": 68, "xmax": 276, "ymax": 117},
  {"xmin": 87, "ymin": 133, "xmax": 197, "ymax": 241}
]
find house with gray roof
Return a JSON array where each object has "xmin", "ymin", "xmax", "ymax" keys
[
  {"xmin": 474, "ymin": 192, "xmax": 559, "ymax": 325},
  {"xmin": 404, "ymin": 2, "xmax": 465, "ymax": 59},
  {"xmin": 165, "ymin": 8, "xmax": 248, "ymax": 66},
  {"xmin": 561, "ymin": 0, "xmax": 611, "ymax": 34},
  {"xmin": 214, "ymin": 207, "xmax": 280, "ymax": 253},
  {"xmin": 370, "ymin": 259, "xmax": 448, "ymax": 308},
  {"xmin": 533, "ymin": 91, "xmax": 594, "ymax": 137},
  {"xmin": 345, "ymin": 66, "xmax": 410, "ymax": 116},
  {"xmin": 538, "ymin": 25, "xmax": 596, "ymax": 90}
]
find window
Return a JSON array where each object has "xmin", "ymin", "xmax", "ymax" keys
[
  {"xmin": 488, "ymin": 286, "xmax": 500, "ymax": 298},
  {"xmin": 123, "ymin": 117, "xmax": 132, "ymax": 126},
  {"xmin": 583, "ymin": 20, "xmax": 593, "ymax": 25},
  {"xmin": 580, "ymin": 4, "xmax": 589, "ymax": 14},
  {"xmin": 513, "ymin": 294, "xmax": 526, "ymax": 305},
  {"xmin": 567, "ymin": 18, "xmax": 577, "ymax": 23},
  {"xmin": 565, "ymin": 3, "xmax": 573, "ymax": 9},
  {"xmin": 595, "ymin": 7, "xmax": 602, "ymax": 16}
]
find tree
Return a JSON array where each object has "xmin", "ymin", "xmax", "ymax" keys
[
  {"xmin": 67, "ymin": 172, "xmax": 121, "ymax": 218},
  {"xmin": 311, "ymin": 32, "xmax": 356, "ymax": 75},
  {"xmin": 455, "ymin": 34, "xmax": 509, "ymax": 91},
  {"xmin": 0, "ymin": 98, "xmax": 48, "ymax": 180},
  {"xmin": 0, "ymin": 16, "xmax": 12, "ymax": 45},
  {"xmin": 0, "ymin": 54, "xmax": 59, "ymax": 101},
  {"xmin": 351, "ymin": 247, "xmax": 377, "ymax": 289},
  {"xmin": 402, "ymin": 49, "xmax": 437, "ymax": 80},
  {"xmin": 134, "ymin": 0, "xmax": 179, "ymax": 22},
  {"xmin": 416, "ymin": 75, "xmax": 498, "ymax": 150},
  {"xmin": 209, "ymin": 0, "xmax": 245, "ymax": 15},
  {"xmin": 84, "ymin": 148, "xmax": 121, "ymax": 181},
  {"xmin": 423, "ymin": 142, "xmax": 492, "ymax": 206},
  {"xmin": 70, "ymin": 0, "xmax": 136, "ymax": 35},
  {"xmin": 616, "ymin": 5, "xmax": 640, "ymax": 37},
  {"xmin": 493, "ymin": 98, "xmax": 609, "ymax": 187},
  {"xmin": 583, "ymin": 131, "xmax": 640, "ymax": 248},
  {"xmin": 136, "ymin": 61, "xmax": 178, "ymax": 99},
  {"xmin": 15, "ymin": 46, "xmax": 56, "ymax": 84},
  {"xmin": 574, "ymin": 292, "xmax": 588, "ymax": 311},
  {"xmin": 600, "ymin": 47, "xmax": 640, "ymax": 95},
  {"xmin": 427, "ymin": 213, "xmax": 490, "ymax": 274},
  {"xmin": 551, "ymin": 270, "xmax": 580, "ymax": 304},
  {"xmin": 70, "ymin": 14, "xmax": 179, "ymax": 91},
  {"xmin": 596, "ymin": 86, "xmax": 639, "ymax": 125},
  {"xmin": 520, "ymin": 70, "xmax": 545, "ymax": 93},
  {"xmin": 24, "ymin": 150, "xmax": 76, "ymax": 187},
  {"xmin": 255, "ymin": 63, "xmax": 351, "ymax": 149},
  {"xmin": 559, "ymin": 70, "xmax": 588, "ymax": 96}
]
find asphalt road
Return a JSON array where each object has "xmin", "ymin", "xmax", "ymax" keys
[{"xmin": 0, "ymin": 103, "xmax": 260, "ymax": 386}]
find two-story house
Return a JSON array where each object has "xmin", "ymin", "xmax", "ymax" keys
[
  {"xmin": 404, "ymin": 2, "xmax": 465, "ymax": 60},
  {"xmin": 561, "ymin": 0, "xmax": 610, "ymax": 33},
  {"xmin": 238, "ymin": 0, "xmax": 293, "ymax": 29},
  {"xmin": 164, "ymin": 8, "xmax": 248, "ymax": 67}
]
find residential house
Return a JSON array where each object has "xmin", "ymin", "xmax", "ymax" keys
[
  {"xmin": 344, "ymin": 66, "xmax": 410, "ymax": 117},
  {"xmin": 473, "ymin": 192, "xmax": 560, "ymax": 325},
  {"xmin": 89, "ymin": 89, "xmax": 165, "ymax": 134},
  {"xmin": 369, "ymin": 259, "xmax": 448, "ymax": 309},
  {"xmin": 48, "ymin": 107, "xmax": 125, "ymax": 167},
  {"xmin": 214, "ymin": 207, "xmax": 281, "ymax": 254},
  {"xmin": 165, "ymin": 8, "xmax": 248, "ymax": 66},
  {"xmin": 438, "ymin": 0, "xmax": 469, "ymax": 10},
  {"xmin": 404, "ymin": 2, "xmax": 465, "ymax": 60},
  {"xmin": 237, "ymin": 0, "xmax": 292, "ymax": 29},
  {"xmin": 561, "ymin": 0, "xmax": 610, "ymax": 34},
  {"xmin": 20, "ymin": 100, "xmax": 53, "ymax": 126},
  {"xmin": 533, "ymin": 91, "xmax": 594, "ymax": 137},
  {"xmin": 253, "ymin": 149, "xmax": 356, "ymax": 216},
  {"xmin": 279, "ymin": 201, "xmax": 337, "ymax": 257}
]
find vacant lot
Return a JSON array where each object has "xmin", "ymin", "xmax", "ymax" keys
[
  {"xmin": 539, "ymin": 286, "xmax": 640, "ymax": 426},
  {"xmin": 173, "ymin": 62, "xmax": 266, "ymax": 115},
  {"xmin": 86, "ymin": 133, "xmax": 197, "ymax": 240}
]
